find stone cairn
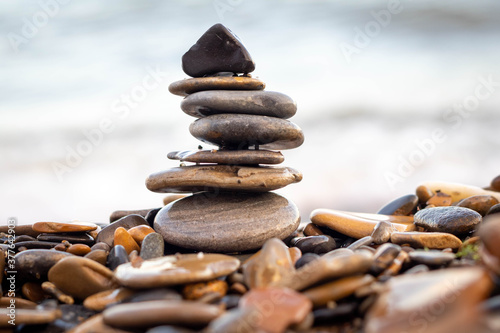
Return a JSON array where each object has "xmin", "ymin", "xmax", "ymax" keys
[{"xmin": 145, "ymin": 23, "xmax": 305, "ymax": 253}]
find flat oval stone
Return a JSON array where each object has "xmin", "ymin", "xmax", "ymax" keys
[
  {"xmin": 189, "ymin": 114, "xmax": 304, "ymax": 150},
  {"xmin": 96, "ymin": 214, "xmax": 149, "ymax": 247},
  {"xmin": 169, "ymin": 77, "xmax": 265, "ymax": 97},
  {"xmin": 182, "ymin": 23, "xmax": 255, "ymax": 77},
  {"xmin": 140, "ymin": 233, "xmax": 164, "ymax": 260},
  {"xmin": 114, "ymin": 253, "xmax": 239, "ymax": 288},
  {"xmin": 292, "ymin": 235, "xmax": 336, "ymax": 254},
  {"xmin": 181, "ymin": 90, "xmax": 296, "ymax": 119},
  {"xmin": 15, "ymin": 249, "xmax": 74, "ymax": 280},
  {"xmin": 408, "ymin": 250, "xmax": 455, "ymax": 266},
  {"xmin": 414, "ymin": 206, "xmax": 482, "ymax": 235},
  {"xmin": 33, "ymin": 222, "xmax": 98, "ymax": 233},
  {"xmin": 376, "ymin": 194, "xmax": 418, "ymax": 216},
  {"xmin": 456, "ymin": 195, "xmax": 499, "ymax": 216},
  {"xmin": 310, "ymin": 209, "xmax": 416, "ymax": 239},
  {"xmin": 0, "ymin": 224, "xmax": 40, "ymax": 238},
  {"xmin": 167, "ymin": 149, "xmax": 284, "ymax": 165},
  {"xmin": 48, "ymin": 256, "xmax": 117, "ymax": 300},
  {"xmin": 103, "ymin": 300, "xmax": 223, "ymax": 328},
  {"xmin": 110, "ymin": 208, "xmax": 154, "ymax": 222},
  {"xmin": 154, "ymin": 192, "xmax": 300, "ymax": 252},
  {"xmin": 147, "ymin": 165, "xmax": 301, "ymax": 193},
  {"xmin": 419, "ymin": 181, "xmax": 500, "ymax": 202},
  {"xmin": 37, "ymin": 232, "xmax": 95, "ymax": 246},
  {"xmin": 390, "ymin": 231, "xmax": 462, "ymax": 249}
]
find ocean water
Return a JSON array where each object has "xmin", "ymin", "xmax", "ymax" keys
[{"xmin": 1, "ymin": 0, "xmax": 500, "ymax": 224}]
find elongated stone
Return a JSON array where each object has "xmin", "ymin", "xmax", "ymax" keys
[
  {"xmin": 189, "ymin": 114, "xmax": 304, "ymax": 150},
  {"xmin": 419, "ymin": 181, "xmax": 500, "ymax": 202},
  {"xmin": 414, "ymin": 206, "xmax": 482, "ymax": 235},
  {"xmin": 391, "ymin": 231, "xmax": 462, "ymax": 249},
  {"xmin": 114, "ymin": 253, "xmax": 239, "ymax": 288},
  {"xmin": 169, "ymin": 77, "xmax": 265, "ymax": 97},
  {"xmin": 146, "ymin": 165, "xmax": 302, "ymax": 193},
  {"xmin": 154, "ymin": 192, "xmax": 300, "ymax": 252},
  {"xmin": 37, "ymin": 232, "xmax": 95, "ymax": 246},
  {"xmin": 167, "ymin": 149, "xmax": 284, "ymax": 165},
  {"xmin": 0, "ymin": 224, "xmax": 40, "ymax": 238},
  {"xmin": 310, "ymin": 209, "xmax": 416, "ymax": 239},
  {"xmin": 181, "ymin": 90, "xmax": 296, "ymax": 119},
  {"xmin": 33, "ymin": 222, "xmax": 97, "ymax": 233},
  {"xmin": 15, "ymin": 249, "xmax": 74, "ymax": 280},
  {"xmin": 408, "ymin": 250, "xmax": 455, "ymax": 266},
  {"xmin": 376, "ymin": 194, "xmax": 418, "ymax": 216}
]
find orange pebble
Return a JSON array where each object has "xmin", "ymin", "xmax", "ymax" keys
[
  {"xmin": 67, "ymin": 244, "xmax": 92, "ymax": 256},
  {"xmin": 288, "ymin": 247, "xmax": 302, "ymax": 266},
  {"xmin": 22, "ymin": 282, "xmax": 46, "ymax": 302},
  {"xmin": 127, "ymin": 225, "xmax": 155, "ymax": 245},
  {"xmin": 114, "ymin": 227, "xmax": 140, "ymax": 254}
]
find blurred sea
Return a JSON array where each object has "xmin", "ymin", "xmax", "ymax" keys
[{"xmin": 1, "ymin": 0, "xmax": 500, "ymax": 224}]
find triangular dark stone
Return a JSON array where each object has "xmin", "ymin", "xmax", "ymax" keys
[{"xmin": 182, "ymin": 23, "xmax": 255, "ymax": 77}]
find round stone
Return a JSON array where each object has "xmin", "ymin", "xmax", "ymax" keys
[
  {"xmin": 146, "ymin": 165, "xmax": 302, "ymax": 193},
  {"xmin": 167, "ymin": 149, "xmax": 284, "ymax": 165},
  {"xmin": 154, "ymin": 192, "xmax": 300, "ymax": 252},
  {"xmin": 189, "ymin": 114, "xmax": 304, "ymax": 150},
  {"xmin": 414, "ymin": 206, "xmax": 482, "ymax": 235},
  {"xmin": 168, "ymin": 77, "xmax": 265, "ymax": 97},
  {"xmin": 114, "ymin": 253, "xmax": 240, "ymax": 288},
  {"xmin": 181, "ymin": 90, "xmax": 296, "ymax": 119},
  {"xmin": 456, "ymin": 195, "xmax": 499, "ymax": 216}
]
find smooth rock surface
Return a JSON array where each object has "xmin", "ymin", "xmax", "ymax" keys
[
  {"xmin": 189, "ymin": 114, "xmax": 304, "ymax": 150},
  {"xmin": 96, "ymin": 214, "xmax": 149, "ymax": 247},
  {"xmin": 168, "ymin": 76, "xmax": 265, "ymax": 96},
  {"xmin": 292, "ymin": 235, "xmax": 336, "ymax": 254},
  {"xmin": 167, "ymin": 149, "xmax": 284, "ymax": 165},
  {"xmin": 310, "ymin": 209, "xmax": 416, "ymax": 239},
  {"xmin": 370, "ymin": 243, "xmax": 401, "ymax": 275},
  {"xmin": 456, "ymin": 195, "xmax": 499, "ymax": 216},
  {"xmin": 37, "ymin": 232, "xmax": 95, "ymax": 246},
  {"xmin": 154, "ymin": 192, "xmax": 300, "ymax": 252},
  {"xmin": 408, "ymin": 250, "xmax": 455, "ymax": 266},
  {"xmin": 419, "ymin": 181, "xmax": 500, "ymax": 202},
  {"xmin": 140, "ymin": 233, "xmax": 165, "ymax": 260},
  {"xmin": 371, "ymin": 221, "xmax": 395, "ymax": 244},
  {"xmin": 114, "ymin": 253, "xmax": 240, "ymax": 288},
  {"xmin": 48, "ymin": 256, "xmax": 117, "ymax": 300},
  {"xmin": 414, "ymin": 206, "xmax": 482, "ymax": 235},
  {"xmin": 33, "ymin": 221, "xmax": 97, "ymax": 233},
  {"xmin": 181, "ymin": 90, "xmax": 296, "ymax": 119},
  {"xmin": 182, "ymin": 23, "xmax": 255, "ymax": 77},
  {"xmin": 107, "ymin": 245, "xmax": 129, "ymax": 271},
  {"xmin": 113, "ymin": 227, "xmax": 140, "ymax": 255},
  {"xmin": 146, "ymin": 165, "xmax": 302, "ymax": 193},
  {"xmin": 15, "ymin": 249, "xmax": 74, "ymax": 280},
  {"xmin": 377, "ymin": 194, "xmax": 418, "ymax": 216},
  {"xmin": 391, "ymin": 231, "xmax": 462, "ymax": 249}
]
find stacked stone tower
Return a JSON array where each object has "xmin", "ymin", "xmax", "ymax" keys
[{"xmin": 146, "ymin": 24, "xmax": 305, "ymax": 252}]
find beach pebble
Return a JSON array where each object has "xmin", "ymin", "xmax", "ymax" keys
[
  {"xmin": 377, "ymin": 194, "xmax": 418, "ymax": 216},
  {"xmin": 114, "ymin": 227, "xmax": 140, "ymax": 255},
  {"xmin": 140, "ymin": 233, "xmax": 164, "ymax": 260},
  {"xmin": 371, "ymin": 221, "xmax": 395, "ymax": 244},
  {"xmin": 168, "ymin": 76, "xmax": 265, "ymax": 97},
  {"xmin": 416, "ymin": 185, "xmax": 434, "ymax": 203},
  {"xmin": 414, "ymin": 206, "xmax": 482, "ymax": 235},
  {"xmin": 48, "ymin": 256, "xmax": 117, "ymax": 300},
  {"xmin": 154, "ymin": 192, "xmax": 300, "ymax": 253},
  {"xmin": 182, "ymin": 23, "xmax": 254, "ymax": 77},
  {"xmin": 490, "ymin": 175, "xmax": 500, "ymax": 191},
  {"xmin": 370, "ymin": 243, "xmax": 401, "ymax": 275},
  {"xmin": 67, "ymin": 244, "xmax": 92, "ymax": 256},
  {"xmin": 167, "ymin": 149, "xmax": 284, "ymax": 165},
  {"xmin": 189, "ymin": 114, "xmax": 304, "ymax": 150},
  {"xmin": 391, "ymin": 231, "xmax": 462, "ymax": 249},
  {"xmin": 426, "ymin": 191, "xmax": 452, "ymax": 206},
  {"xmin": 96, "ymin": 214, "xmax": 148, "ymax": 247},
  {"xmin": 292, "ymin": 235, "xmax": 336, "ymax": 254},
  {"xmin": 239, "ymin": 287, "xmax": 312, "ymax": 333},
  {"xmin": 114, "ymin": 253, "xmax": 239, "ymax": 288},
  {"xmin": 127, "ymin": 225, "xmax": 156, "ymax": 245},
  {"xmin": 107, "ymin": 245, "xmax": 129, "ymax": 271},
  {"xmin": 303, "ymin": 223, "xmax": 324, "ymax": 236},
  {"xmin": 486, "ymin": 203, "xmax": 500, "ymax": 216},
  {"xmin": 181, "ymin": 90, "xmax": 296, "ymax": 119},
  {"xmin": 33, "ymin": 221, "xmax": 97, "ymax": 233},
  {"xmin": 15, "ymin": 249, "xmax": 74, "ymax": 280},
  {"xmin": 109, "ymin": 208, "xmax": 153, "ymax": 223},
  {"xmin": 83, "ymin": 288, "xmax": 134, "ymax": 311},
  {"xmin": 37, "ymin": 232, "xmax": 95, "ymax": 246},
  {"xmin": 408, "ymin": 250, "xmax": 455, "ymax": 266},
  {"xmin": 146, "ymin": 165, "xmax": 302, "ymax": 193},
  {"xmin": 456, "ymin": 195, "xmax": 499, "ymax": 216},
  {"xmin": 182, "ymin": 280, "xmax": 228, "ymax": 300},
  {"xmin": 295, "ymin": 253, "xmax": 320, "ymax": 269}
]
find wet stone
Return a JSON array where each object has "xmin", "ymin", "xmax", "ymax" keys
[
  {"xmin": 292, "ymin": 235, "xmax": 336, "ymax": 254},
  {"xmin": 167, "ymin": 149, "xmax": 284, "ymax": 165},
  {"xmin": 181, "ymin": 90, "xmax": 296, "ymax": 119},
  {"xmin": 370, "ymin": 221, "xmax": 395, "ymax": 244},
  {"xmin": 182, "ymin": 23, "xmax": 255, "ymax": 77},
  {"xmin": 377, "ymin": 194, "xmax": 418, "ymax": 216},
  {"xmin": 295, "ymin": 253, "xmax": 320, "ymax": 270},
  {"xmin": 96, "ymin": 214, "xmax": 148, "ymax": 247},
  {"xmin": 107, "ymin": 245, "xmax": 129, "ymax": 271},
  {"xmin": 15, "ymin": 249, "xmax": 74, "ymax": 280},
  {"xmin": 32, "ymin": 221, "xmax": 98, "ymax": 233},
  {"xmin": 456, "ymin": 195, "xmax": 499, "ymax": 216},
  {"xmin": 22, "ymin": 282, "xmax": 46, "ymax": 302},
  {"xmin": 347, "ymin": 235, "xmax": 373, "ymax": 250},
  {"xmin": 114, "ymin": 253, "xmax": 239, "ymax": 288},
  {"xmin": 154, "ymin": 192, "xmax": 300, "ymax": 253},
  {"xmin": 414, "ymin": 206, "xmax": 482, "ymax": 235},
  {"xmin": 102, "ymin": 300, "xmax": 223, "ymax": 329},
  {"xmin": 168, "ymin": 76, "xmax": 265, "ymax": 97},
  {"xmin": 408, "ymin": 250, "xmax": 456, "ymax": 266},
  {"xmin": 189, "ymin": 114, "xmax": 304, "ymax": 150},
  {"xmin": 37, "ymin": 232, "xmax": 95, "ymax": 246},
  {"xmin": 127, "ymin": 225, "xmax": 155, "ymax": 245},
  {"xmin": 140, "ymin": 233, "xmax": 165, "ymax": 260},
  {"xmin": 146, "ymin": 165, "xmax": 302, "ymax": 193},
  {"xmin": 391, "ymin": 231, "xmax": 462, "ymax": 249}
]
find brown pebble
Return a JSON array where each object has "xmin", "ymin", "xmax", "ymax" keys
[
  {"xmin": 183, "ymin": 280, "xmax": 228, "ymax": 300},
  {"xmin": 391, "ymin": 231, "xmax": 462, "ymax": 250},
  {"xmin": 127, "ymin": 225, "xmax": 155, "ymax": 245},
  {"xmin": 41, "ymin": 281, "xmax": 74, "ymax": 304},
  {"xmin": 32, "ymin": 221, "xmax": 98, "ymax": 233},
  {"xmin": 83, "ymin": 288, "xmax": 135, "ymax": 311},
  {"xmin": 491, "ymin": 175, "xmax": 500, "ymax": 191},
  {"xmin": 109, "ymin": 209, "xmax": 153, "ymax": 222},
  {"xmin": 163, "ymin": 194, "xmax": 189, "ymax": 206},
  {"xmin": 229, "ymin": 282, "xmax": 248, "ymax": 295},
  {"xmin": 67, "ymin": 244, "xmax": 92, "ymax": 256},
  {"xmin": 456, "ymin": 195, "xmax": 499, "ymax": 216},
  {"xmin": 53, "ymin": 243, "xmax": 67, "ymax": 252},
  {"xmin": 303, "ymin": 275, "xmax": 374, "ymax": 307},
  {"xmin": 289, "ymin": 247, "xmax": 302, "ymax": 266},
  {"xmin": 426, "ymin": 191, "xmax": 452, "ymax": 206},
  {"xmin": 303, "ymin": 223, "xmax": 324, "ymax": 236},
  {"xmin": 91, "ymin": 242, "xmax": 111, "ymax": 252},
  {"xmin": 416, "ymin": 185, "xmax": 434, "ymax": 203},
  {"xmin": 21, "ymin": 282, "xmax": 46, "ymax": 302},
  {"xmin": 114, "ymin": 227, "xmax": 140, "ymax": 255},
  {"xmin": 84, "ymin": 249, "xmax": 109, "ymax": 266}
]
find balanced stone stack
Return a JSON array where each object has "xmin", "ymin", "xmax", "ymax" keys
[{"xmin": 146, "ymin": 24, "xmax": 305, "ymax": 253}]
